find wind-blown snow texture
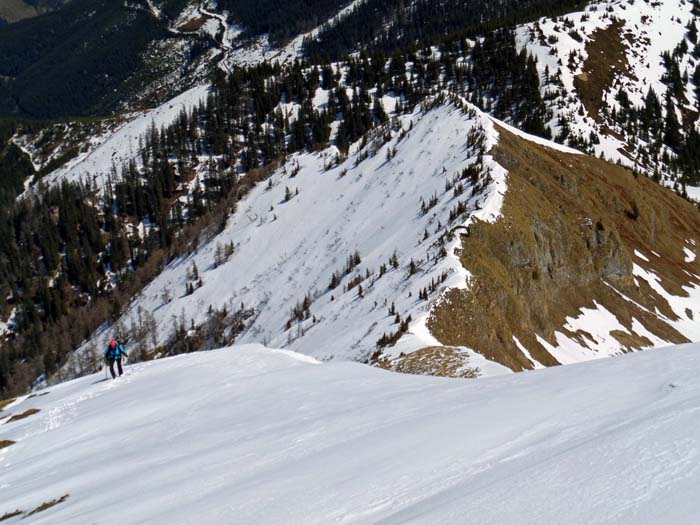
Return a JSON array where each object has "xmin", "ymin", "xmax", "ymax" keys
[{"xmin": 3, "ymin": 343, "xmax": 700, "ymax": 523}]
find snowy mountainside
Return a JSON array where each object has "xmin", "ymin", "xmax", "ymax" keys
[
  {"xmin": 15, "ymin": 0, "xmax": 697, "ymax": 194},
  {"xmin": 518, "ymin": 0, "xmax": 699, "ymax": 189},
  {"xmin": 66, "ymin": 101, "xmax": 511, "ymax": 377},
  {"xmin": 23, "ymin": 0, "xmax": 697, "ymax": 197},
  {"xmin": 59, "ymin": 96, "xmax": 700, "ymax": 380},
  {"xmin": 15, "ymin": 0, "xmax": 361, "ymax": 194},
  {"xmin": 4, "ymin": 343, "xmax": 700, "ymax": 523},
  {"xmin": 8, "ymin": 0, "xmax": 700, "ymax": 392},
  {"xmin": 29, "ymin": 84, "xmax": 211, "ymax": 192}
]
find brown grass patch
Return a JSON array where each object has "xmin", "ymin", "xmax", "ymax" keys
[
  {"xmin": 0, "ymin": 510, "xmax": 22, "ymax": 522},
  {"xmin": 25, "ymin": 494, "xmax": 69, "ymax": 518},
  {"xmin": 28, "ymin": 392, "xmax": 49, "ymax": 399},
  {"xmin": 0, "ymin": 398, "xmax": 16, "ymax": 412},
  {"xmin": 7, "ymin": 408, "xmax": 40, "ymax": 423},
  {"xmin": 0, "ymin": 0, "xmax": 37, "ymax": 24},
  {"xmin": 427, "ymin": 124, "xmax": 700, "ymax": 371},
  {"xmin": 178, "ymin": 17, "xmax": 207, "ymax": 32},
  {"xmin": 574, "ymin": 19, "xmax": 630, "ymax": 124},
  {"xmin": 376, "ymin": 346, "xmax": 480, "ymax": 378},
  {"xmin": 0, "ymin": 440, "xmax": 15, "ymax": 450}
]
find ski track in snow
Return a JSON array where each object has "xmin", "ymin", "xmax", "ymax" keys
[{"xmin": 3, "ymin": 343, "xmax": 700, "ymax": 523}]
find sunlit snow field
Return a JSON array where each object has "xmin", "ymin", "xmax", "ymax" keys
[{"xmin": 2, "ymin": 343, "xmax": 700, "ymax": 523}]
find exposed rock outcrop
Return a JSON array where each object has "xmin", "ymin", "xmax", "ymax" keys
[{"xmin": 427, "ymin": 124, "xmax": 700, "ymax": 371}]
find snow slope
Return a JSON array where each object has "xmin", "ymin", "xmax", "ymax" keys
[
  {"xmin": 517, "ymin": 0, "xmax": 696, "ymax": 168},
  {"xmin": 4, "ymin": 343, "xmax": 700, "ymax": 523},
  {"xmin": 62, "ymin": 98, "xmax": 700, "ymax": 378},
  {"xmin": 27, "ymin": 1, "xmax": 364, "ymax": 193},
  {"xmin": 70, "ymin": 102, "xmax": 509, "ymax": 373},
  {"xmin": 34, "ymin": 84, "xmax": 211, "ymax": 193}
]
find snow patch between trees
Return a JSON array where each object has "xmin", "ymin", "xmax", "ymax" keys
[{"xmin": 33, "ymin": 84, "xmax": 211, "ymax": 194}]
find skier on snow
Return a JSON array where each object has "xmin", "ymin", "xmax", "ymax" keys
[{"xmin": 105, "ymin": 339, "xmax": 127, "ymax": 379}]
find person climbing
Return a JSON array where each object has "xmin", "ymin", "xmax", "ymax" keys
[{"xmin": 105, "ymin": 339, "xmax": 127, "ymax": 379}]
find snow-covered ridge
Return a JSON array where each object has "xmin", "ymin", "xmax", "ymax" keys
[
  {"xmin": 60, "ymin": 95, "xmax": 700, "ymax": 378},
  {"xmin": 490, "ymin": 115, "xmax": 582, "ymax": 155},
  {"xmin": 67, "ymin": 101, "xmax": 510, "ymax": 375},
  {"xmin": 4, "ymin": 343, "xmax": 700, "ymax": 523}
]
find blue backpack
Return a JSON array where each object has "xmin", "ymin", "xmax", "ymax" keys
[{"xmin": 106, "ymin": 342, "xmax": 125, "ymax": 360}]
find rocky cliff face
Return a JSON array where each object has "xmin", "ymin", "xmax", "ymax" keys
[{"xmin": 427, "ymin": 124, "xmax": 700, "ymax": 371}]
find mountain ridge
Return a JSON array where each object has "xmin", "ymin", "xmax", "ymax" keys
[
  {"xmin": 2, "ymin": 0, "xmax": 700, "ymax": 394},
  {"xmin": 57, "ymin": 97, "xmax": 700, "ymax": 382},
  {"xmin": 428, "ymin": 118, "xmax": 700, "ymax": 371}
]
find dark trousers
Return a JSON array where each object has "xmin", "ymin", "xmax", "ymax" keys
[{"xmin": 108, "ymin": 358, "xmax": 123, "ymax": 379}]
